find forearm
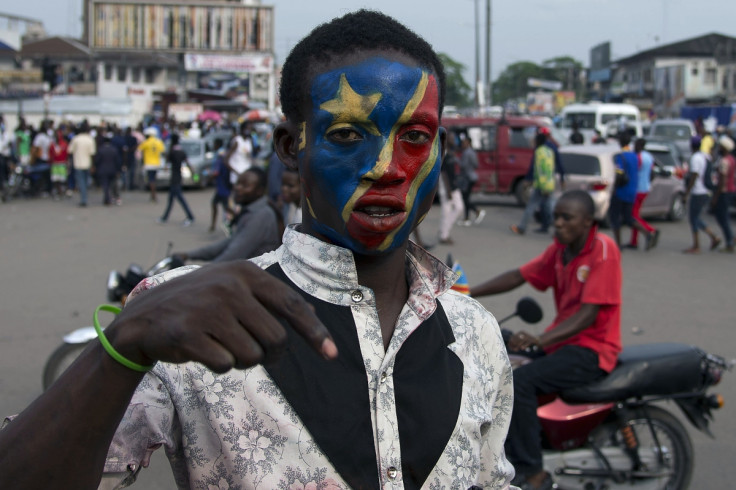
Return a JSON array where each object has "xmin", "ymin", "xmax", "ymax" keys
[
  {"xmin": 539, "ymin": 303, "xmax": 599, "ymax": 348},
  {"xmin": 0, "ymin": 340, "xmax": 145, "ymax": 489},
  {"xmin": 470, "ymin": 269, "xmax": 525, "ymax": 298}
]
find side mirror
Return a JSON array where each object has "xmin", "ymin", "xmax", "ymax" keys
[{"xmin": 516, "ymin": 297, "xmax": 543, "ymax": 324}]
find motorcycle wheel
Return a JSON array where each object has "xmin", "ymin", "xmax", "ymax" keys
[
  {"xmin": 42, "ymin": 342, "xmax": 90, "ymax": 391},
  {"xmin": 591, "ymin": 405, "xmax": 693, "ymax": 490}
]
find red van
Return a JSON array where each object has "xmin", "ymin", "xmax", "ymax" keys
[{"xmin": 443, "ymin": 115, "xmax": 546, "ymax": 205}]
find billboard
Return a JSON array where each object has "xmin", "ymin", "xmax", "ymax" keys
[
  {"xmin": 590, "ymin": 42, "xmax": 611, "ymax": 71},
  {"xmin": 87, "ymin": 1, "xmax": 273, "ymax": 53}
]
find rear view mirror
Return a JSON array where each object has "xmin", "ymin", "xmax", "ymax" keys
[{"xmin": 516, "ymin": 297, "xmax": 543, "ymax": 324}]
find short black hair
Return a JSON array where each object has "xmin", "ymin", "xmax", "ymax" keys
[
  {"xmin": 558, "ymin": 189, "xmax": 595, "ymax": 220},
  {"xmin": 245, "ymin": 166, "xmax": 267, "ymax": 190},
  {"xmin": 279, "ymin": 9, "xmax": 446, "ymax": 123},
  {"xmin": 618, "ymin": 132, "xmax": 631, "ymax": 148},
  {"xmin": 634, "ymin": 137, "xmax": 646, "ymax": 152},
  {"xmin": 170, "ymin": 133, "xmax": 180, "ymax": 145}
]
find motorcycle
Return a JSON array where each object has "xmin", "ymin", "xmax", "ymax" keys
[
  {"xmin": 42, "ymin": 246, "xmax": 183, "ymax": 390},
  {"xmin": 1, "ymin": 163, "xmax": 49, "ymax": 202},
  {"xmin": 500, "ymin": 297, "xmax": 732, "ymax": 490}
]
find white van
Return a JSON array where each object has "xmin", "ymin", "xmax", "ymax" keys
[{"xmin": 559, "ymin": 102, "xmax": 643, "ymax": 143}]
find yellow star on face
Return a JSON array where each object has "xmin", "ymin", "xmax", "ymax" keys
[{"xmin": 319, "ymin": 74, "xmax": 382, "ymax": 136}]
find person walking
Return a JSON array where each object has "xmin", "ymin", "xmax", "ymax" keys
[
  {"xmin": 626, "ymin": 138, "xmax": 659, "ymax": 249},
  {"xmin": 710, "ymin": 136, "xmax": 735, "ymax": 253},
  {"xmin": 95, "ymin": 135, "xmax": 122, "ymax": 206},
  {"xmin": 682, "ymin": 136, "xmax": 721, "ymax": 254},
  {"xmin": 225, "ymin": 121, "xmax": 254, "ymax": 186},
  {"xmin": 67, "ymin": 122, "xmax": 96, "ymax": 207},
  {"xmin": 438, "ymin": 134, "xmax": 464, "ymax": 244},
  {"xmin": 457, "ymin": 134, "xmax": 484, "ymax": 225},
  {"xmin": 157, "ymin": 133, "xmax": 195, "ymax": 227},
  {"xmin": 137, "ymin": 127, "xmax": 165, "ymax": 203},
  {"xmin": 208, "ymin": 138, "xmax": 233, "ymax": 233},
  {"xmin": 608, "ymin": 133, "xmax": 655, "ymax": 250},
  {"xmin": 511, "ymin": 132, "xmax": 557, "ymax": 235},
  {"xmin": 48, "ymin": 129, "xmax": 69, "ymax": 200}
]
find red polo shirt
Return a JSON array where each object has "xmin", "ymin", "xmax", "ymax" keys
[{"xmin": 519, "ymin": 227, "xmax": 622, "ymax": 372}]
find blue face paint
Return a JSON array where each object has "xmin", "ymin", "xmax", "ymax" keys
[{"xmin": 300, "ymin": 57, "xmax": 442, "ymax": 254}]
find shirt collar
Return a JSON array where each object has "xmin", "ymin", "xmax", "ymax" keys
[{"xmin": 276, "ymin": 226, "xmax": 457, "ymax": 316}]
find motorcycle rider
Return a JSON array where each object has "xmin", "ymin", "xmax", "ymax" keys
[
  {"xmin": 173, "ymin": 166, "xmax": 282, "ymax": 263},
  {"xmin": 471, "ymin": 189, "xmax": 622, "ymax": 490}
]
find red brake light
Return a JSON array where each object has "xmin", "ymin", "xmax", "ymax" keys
[{"xmin": 589, "ymin": 182, "xmax": 608, "ymax": 191}]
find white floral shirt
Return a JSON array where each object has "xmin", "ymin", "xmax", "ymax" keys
[{"xmin": 102, "ymin": 226, "xmax": 515, "ymax": 489}]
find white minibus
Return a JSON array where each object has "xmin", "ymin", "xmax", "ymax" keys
[{"xmin": 559, "ymin": 102, "xmax": 643, "ymax": 143}]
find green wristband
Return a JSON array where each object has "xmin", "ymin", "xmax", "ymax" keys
[{"xmin": 94, "ymin": 304, "xmax": 155, "ymax": 372}]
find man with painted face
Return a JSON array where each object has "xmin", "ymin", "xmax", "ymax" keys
[
  {"xmin": 470, "ymin": 190, "xmax": 622, "ymax": 490},
  {"xmin": 0, "ymin": 10, "xmax": 515, "ymax": 490}
]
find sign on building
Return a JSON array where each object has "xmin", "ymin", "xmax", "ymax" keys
[
  {"xmin": 184, "ymin": 53, "xmax": 272, "ymax": 74},
  {"xmin": 86, "ymin": 1, "xmax": 273, "ymax": 53}
]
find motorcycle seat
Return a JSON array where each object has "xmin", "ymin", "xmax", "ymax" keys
[{"xmin": 560, "ymin": 343, "xmax": 706, "ymax": 404}]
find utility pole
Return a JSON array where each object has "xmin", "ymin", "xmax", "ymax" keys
[
  {"xmin": 474, "ymin": 0, "xmax": 481, "ymax": 107},
  {"xmin": 485, "ymin": 0, "xmax": 492, "ymax": 106}
]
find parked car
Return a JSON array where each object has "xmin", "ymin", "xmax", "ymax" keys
[
  {"xmin": 648, "ymin": 118, "xmax": 696, "ymax": 162},
  {"xmin": 557, "ymin": 144, "xmax": 686, "ymax": 223},
  {"xmin": 644, "ymin": 137, "xmax": 688, "ymax": 177},
  {"xmin": 144, "ymin": 138, "xmax": 216, "ymax": 189},
  {"xmin": 443, "ymin": 115, "xmax": 546, "ymax": 205}
]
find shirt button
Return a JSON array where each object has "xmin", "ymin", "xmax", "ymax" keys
[
  {"xmin": 351, "ymin": 290, "xmax": 363, "ymax": 302},
  {"xmin": 380, "ymin": 372, "xmax": 388, "ymax": 383},
  {"xmin": 387, "ymin": 466, "xmax": 398, "ymax": 480}
]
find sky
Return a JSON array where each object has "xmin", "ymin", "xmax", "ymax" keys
[{"xmin": 3, "ymin": 0, "xmax": 735, "ymax": 84}]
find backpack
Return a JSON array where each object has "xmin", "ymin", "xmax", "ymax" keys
[
  {"xmin": 703, "ymin": 156, "xmax": 718, "ymax": 192},
  {"xmin": 533, "ymin": 145, "xmax": 556, "ymax": 194}
]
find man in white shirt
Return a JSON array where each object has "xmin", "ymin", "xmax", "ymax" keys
[
  {"xmin": 682, "ymin": 135, "xmax": 721, "ymax": 253},
  {"xmin": 67, "ymin": 122, "xmax": 97, "ymax": 207}
]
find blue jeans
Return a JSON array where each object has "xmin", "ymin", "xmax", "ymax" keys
[
  {"xmin": 75, "ymin": 169, "xmax": 89, "ymax": 204},
  {"xmin": 519, "ymin": 188, "xmax": 551, "ymax": 232},
  {"xmin": 713, "ymin": 192, "xmax": 733, "ymax": 247},
  {"xmin": 688, "ymin": 194, "xmax": 711, "ymax": 233},
  {"xmin": 161, "ymin": 183, "xmax": 194, "ymax": 221}
]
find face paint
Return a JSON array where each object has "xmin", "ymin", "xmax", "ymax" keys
[{"xmin": 301, "ymin": 57, "xmax": 442, "ymax": 254}]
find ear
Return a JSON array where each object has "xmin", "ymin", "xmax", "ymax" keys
[
  {"xmin": 438, "ymin": 127, "xmax": 447, "ymax": 158},
  {"xmin": 273, "ymin": 121, "xmax": 301, "ymax": 171}
]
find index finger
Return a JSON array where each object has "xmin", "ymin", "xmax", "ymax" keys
[{"xmin": 239, "ymin": 262, "xmax": 338, "ymax": 360}]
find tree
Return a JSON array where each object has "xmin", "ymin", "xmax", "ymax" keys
[
  {"xmin": 541, "ymin": 56, "xmax": 584, "ymax": 95},
  {"xmin": 491, "ymin": 61, "xmax": 546, "ymax": 104},
  {"xmin": 438, "ymin": 53, "xmax": 473, "ymax": 108}
]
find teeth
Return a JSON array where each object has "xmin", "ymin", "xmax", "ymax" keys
[{"xmin": 361, "ymin": 206, "xmax": 397, "ymax": 217}]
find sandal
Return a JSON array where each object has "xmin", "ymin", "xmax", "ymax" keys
[{"xmin": 710, "ymin": 238, "xmax": 722, "ymax": 251}]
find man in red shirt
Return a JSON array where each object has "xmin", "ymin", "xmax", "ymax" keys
[{"xmin": 471, "ymin": 189, "xmax": 622, "ymax": 490}]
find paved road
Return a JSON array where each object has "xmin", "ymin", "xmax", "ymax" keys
[{"xmin": 1, "ymin": 187, "xmax": 734, "ymax": 488}]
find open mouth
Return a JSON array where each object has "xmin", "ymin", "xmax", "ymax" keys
[{"xmin": 348, "ymin": 196, "xmax": 408, "ymax": 241}]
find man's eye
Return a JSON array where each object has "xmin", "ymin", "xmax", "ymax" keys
[
  {"xmin": 327, "ymin": 128, "xmax": 363, "ymax": 143},
  {"xmin": 400, "ymin": 130, "xmax": 430, "ymax": 144}
]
